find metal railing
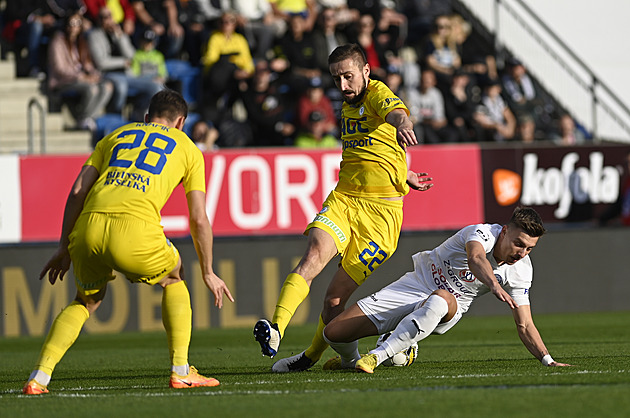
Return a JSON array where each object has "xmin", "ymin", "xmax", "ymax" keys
[
  {"xmin": 27, "ymin": 97, "xmax": 46, "ymax": 154},
  {"xmin": 456, "ymin": 0, "xmax": 630, "ymax": 143}
]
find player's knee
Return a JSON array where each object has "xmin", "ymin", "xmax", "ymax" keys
[{"xmin": 429, "ymin": 289, "xmax": 457, "ymax": 322}]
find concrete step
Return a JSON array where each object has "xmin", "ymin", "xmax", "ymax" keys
[
  {"xmin": 0, "ymin": 60, "xmax": 15, "ymax": 80},
  {"xmin": 0, "ymin": 129, "xmax": 92, "ymax": 154},
  {"xmin": 0, "ymin": 112, "xmax": 65, "ymax": 133}
]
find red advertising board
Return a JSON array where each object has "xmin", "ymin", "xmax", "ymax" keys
[{"xmin": 16, "ymin": 145, "xmax": 484, "ymax": 243}]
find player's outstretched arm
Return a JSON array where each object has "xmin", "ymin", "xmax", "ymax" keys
[
  {"xmin": 385, "ymin": 108, "xmax": 418, "ymax": 147},
  {"xmin": 40, "ymin": 165, "xmax": 99, "ymax": 285},
  {"xmin": 407, "ymin": 171, "xmax": 433, "ymax": 191},
  {"xmin": 186, "ymin": 190, "xmax": 234, "ymax": 308},
  {"xmin": 512, "ymin": 304, "xmax": 572, "ymax": 367},
  {"xmin": 466, "ymin": 241, "xmax": 518, "ymax": 309}
]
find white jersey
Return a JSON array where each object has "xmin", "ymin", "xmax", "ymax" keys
[{"xmin": 412, "ymin": 223, "xmax": 533, "ymax": 313}]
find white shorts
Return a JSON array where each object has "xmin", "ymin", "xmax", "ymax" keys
[{"xmin": 356, "ymin": 271, "xmax": 463, "ymax": 336}]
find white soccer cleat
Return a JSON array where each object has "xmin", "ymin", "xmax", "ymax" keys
[
  {"xmin": 253, "ymin": 319, "xmax": 281, "ymax": 357},
  {"xmin": 271, "ymin": 351, "xmax": 316, "ymax": 373}
]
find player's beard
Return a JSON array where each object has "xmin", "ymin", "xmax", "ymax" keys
[{"xmin": 344, "ymin": 75, "xmax": 368, "ymax": 104}]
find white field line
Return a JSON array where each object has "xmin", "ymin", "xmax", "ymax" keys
[{"xmin": 3, "ymin": 369, "xmax": 626, "ymax": 399}]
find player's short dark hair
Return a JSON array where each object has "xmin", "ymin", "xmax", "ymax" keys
[
  {"xmin": 328, "ymin": 43, "xmax": 367, "ymax": 68},
  {"xmin": 508, "ymin": 206, "xmax": 546, "ymax": 237},
  {"xmin": 147, "ymin": 89, "xmax": 188, "ymax": 122}
]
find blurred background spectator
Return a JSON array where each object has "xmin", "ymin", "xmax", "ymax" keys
[
  {"xmin": 242, "ymin": 59, "xmax": 295, "ymax": 146},
  {"xmin": 191, "ymin": 119, "xmax": 220, "ymax": 152},
  {"xmin": 47, "ymin": 11, "xmax": 113, "ymax": 131},
  {"xmin": 131, "ymin": 0, "xmax": 184, "ymax": 59},
  {"xmin": 84, "ymin": 0, "xmax": 136, "ymax": 36},
  {"xmin": 406, "ymin": 69, "xmax": 457, "ymax": 143},
  {"xmin": 87, "ymin": 7, "xmax": 163, "ymax": 122},
  {"xmin": 551, "ymin": 113, "xmax": 587, "ymax": 146},
  {"xmin": 473, "ymin": 77, "xmax": 516, "ymax": 142},
  {"xmin": 293, "ymin": 110, "xmax": 339, "ymax": 148},
  {"xmin": 444, "ymin": 68, "xmax": 478, "ymax": 142},
  {"xmin": 501, "ymin": 56, "xmax": 556, "ymax": 139},
  {"xmin": 421, "ymin": 14, "xmax": 461, "ymax": 94},
  {"xmin": 296, "ymin": 76, "xmax": 336, "ymax": 135},
  {"xmin": 201, "ymin": 11, "xmax": 254, "ymax": 122}
]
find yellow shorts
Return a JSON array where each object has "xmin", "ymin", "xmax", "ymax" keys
[
  {"xmin": 68, "ymin": 212, "xmax": 180, "ymax": 296},
  {"xmin": 305, "ymin": 190, "xmax": 403, "ymax": 285}
]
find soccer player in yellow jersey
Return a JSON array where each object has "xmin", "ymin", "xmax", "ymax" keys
[
  {"xmin": 254, "ymin": 43, "xmax": 434, "ymax": 372},
  {"xmin": 23, "ymin": 90, "xmax": 234, "ymax": 395}
]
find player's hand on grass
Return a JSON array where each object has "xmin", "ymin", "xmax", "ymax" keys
[
  {"xmin": 548, "ymin": 361, "xmax": 573, "ymax": 367},
  {"xmin": 203, "ymin": 273, "xmax": 235, "ymax": 309},
  {"xmin": 39, "ymin": 247, "xmax": 71, "ymax": 285},
  {"xmin": 407, "ymin": 171, "xmax": 433, "ymax": 191}
]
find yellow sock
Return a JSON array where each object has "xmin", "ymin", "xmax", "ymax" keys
[
  {"xmin": 35, "ymin": 301, "xmax": 89, "ymax": 376},
  {"xmin": 272, "ymin": 273, "xmax": 310, "ymax": 336},
  {"xmin": 162, "ymin": 280, "xmax": 192, "ymax": 367},
  {"xmin": 304, "ymin": 315, "xmax": 328, "ymax": 362}
]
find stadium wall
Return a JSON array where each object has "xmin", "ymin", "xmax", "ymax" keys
[{"xmin": 1, "ymin": 227, "xmax": 628, "ymax": 338}]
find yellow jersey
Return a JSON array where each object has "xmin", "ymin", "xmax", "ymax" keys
[
  {"xmin": 82, "ymin": 122, "xmax": 206, "ymax": 225},
  {"xmin": 336, "ymin": 79, "xmax": 410, "ymax": 198}
]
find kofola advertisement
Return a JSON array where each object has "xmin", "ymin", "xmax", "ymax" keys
[{"xmin": 482, "ymin": 144, "xmax": 630, "ymax": 224}]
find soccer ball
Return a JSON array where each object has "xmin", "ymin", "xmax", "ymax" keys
[{"xmin": 375, "ymin": 332, "xmax": 418, "ymax": 367}]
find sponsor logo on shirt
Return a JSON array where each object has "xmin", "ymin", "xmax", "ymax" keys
[
  {"xmin": 475, "ymin": 228, "xmax": 490, "ymax": 241},
  {"xmin": 104, "ymin": 170, "xmax": 151, "ymax": 192}
]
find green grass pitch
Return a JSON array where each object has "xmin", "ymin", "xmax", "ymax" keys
[{"xmin": 1, "ymin": 311, "xmax": 629, "ymax": 417}]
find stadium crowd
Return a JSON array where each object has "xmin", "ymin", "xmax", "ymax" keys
[{"xmin": 1, "ymin": 0, "xmax": 589, "ymax": 148}]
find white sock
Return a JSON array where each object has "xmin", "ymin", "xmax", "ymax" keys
[
  {"xmin": 171, "ymin": 364, "xmax": 189, "ymax": 376},
  {"xmin": 29, "ymin": 370, "xmax": 51, "ymax": 386},
  {"xmin": 323, "ymin": 330, "xmax": 360, "ymax": 367},
  {"xmin": 380, "ymin": 294, "xmax": 449, "ymax": 358}
]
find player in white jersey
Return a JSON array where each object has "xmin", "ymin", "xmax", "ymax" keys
[{"xmin": 322, "ymin": 207, "xmax": 572, "ymax": 373}]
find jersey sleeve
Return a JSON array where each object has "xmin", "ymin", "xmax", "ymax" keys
[
  {"xmin": 369, "ymin": 82, "xmax": 409, "ymax": 120},
  {"xmin": 504, "ymin": 256, "xmax": 533, "ymax": 306},
  {"xmin": 464, "ymin": 224, "xmax": 496, "ymax": 253},
  {"xmin": 84, "ymin": 135, "xmax": 107, "ymax": 172},
  {"xmin": 182, "ymin": 144, "xmax": 206, "ymax": 194}
]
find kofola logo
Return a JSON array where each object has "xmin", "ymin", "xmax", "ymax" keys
[
  {"xmin": 492, "ymin": 169, "xmax": 521, "ymax": 206},
  {"xmin": 521, "ymin": 152, "xmax": 620, "ymax": 219}
]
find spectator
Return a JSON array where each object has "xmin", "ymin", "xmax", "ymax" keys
[
  {"xmin": 403, "ymin": 0, "xmax": 453, "ymax": 46},
  {"xmin": 294, "ymin": 111, "xmax": 340, "ymax": 148},
  {"xmin": 296, "ymin": 76, "xmax": 337, "ymax": 133},
  {"xmin": 47, "ymin": 11, "xmax": 113, "ymax": 131},
  {"xmin": 350, "ymin": 14, "xmax": 387, "ymax": 80},
  {"xmin": 268, "ymin": 0, "xmax": 318, "ymax": 33},
  {"xmin": 130, "ymin": 29, "xmax": 167, "ymax": 84},
  {"xmin": 3, "ymin": 0, "xmax": 83, "ymax": 78},
  {"xmin": 451, "ymin": 13, "xmax": 497, "ymax": 81},
  {"xmin": 273, "ymin": 13, "xmax": 323, "ymax": 94},
  {"xmin": 201, "ymin": 11, "xmax": 255, "ymax": 122},
  {"xmin": 316, "ymin": 0, "xmax": 359, "ymax": 26},
  {"xmin": 421, "ymin": 14, "xmax": 461, "ymax": 94},
  {"xmin": 406, "ymin": 69, "xmax": 457, "ymax": 143},
  {"xmin": 84, "ymin": 0, "xmax": 135, "ymax": 36},
  {"xmin": 179, "ymin": 0, "xmax": 227, "ymax": 65},
  {"xmin": 131, "ymin": 0, "xmax": 184, "ymax": 59},
  {"xmin": 312, "ymin": 7, "xmax": 349, "ymax": 74},
  {"xmin": 473, "ymin": 78, "xmax": 516, "ymax": 142},
  {"xmin": 551, "ymin": 113, "xmax": 587, "ymax": 146},
  {"xmin": 87, "ymin": 6, "xmax": 163, "ymax": 121},
  {"xmin": 444, "ymin": 69, "xmax": 477, "ymax": 142},
  {"xmin": 241, "ymin": 60, "xmax": 295, "ymax": 146},
  {"xmin": 191, "ymin": 120, "xmax": 220, "ymax": 152},
  {"xmin": 501, "ymin": 57, "xmax": 555, "ymax": 137},
  {"xmin": 231, "ymin": 0, "xmax": 278, "ymax": 60}
]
